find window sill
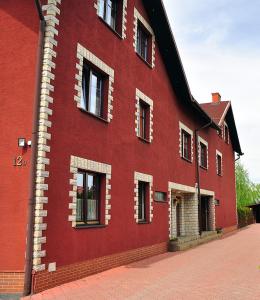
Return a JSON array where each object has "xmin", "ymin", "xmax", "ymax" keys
[
  {"xmin": 75, "ymin": 224, "xmax": 106, "ymax": 229},
  {"xmin": 138, "ymin": 136, "xmax": 151, "ymax": 144},
  {"xmin": 138, "ymin": 221, "xmax": 150, "ymax": 225},
  {"xmin": 135, "ymin": 52, "xmax": 153, "ymax": 69},
  {"xmin": 154, "ymin": 200, "xmax": 167, "ymax": 204},
  {"xmin": 181, "ymin": 156, "xmax": 192, "ymax": 164},
  {"xmin": 200, "ymin": 165, "xmax": 208, "ymax": 171},
  {"xmin": 79, "ymin": 108, "xmax": 109, "ymax": 123},
  {"xmin": 98, "ymin": 16, "xmax": 123, "ymax": 40}
]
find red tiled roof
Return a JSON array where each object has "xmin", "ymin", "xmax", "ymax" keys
[{"xmin": 200, "ymin": 101, "xmax": 230, "ymax": 125}]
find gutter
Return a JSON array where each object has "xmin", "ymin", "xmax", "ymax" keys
[
  {"xmin": 23, "ymin": 0, "xmax": 45, "ymax": 296},
  {"xmin": 235, "ymin": 153, "xmax": 244, "ymax": 162},
  {"xmin": 195, "ymin": 120, "xmax": 213, "ymax": 236}
]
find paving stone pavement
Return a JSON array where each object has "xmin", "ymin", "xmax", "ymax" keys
[{"xmin": 24, "ymin": 224, "xmax": 260, "ymax": 300}]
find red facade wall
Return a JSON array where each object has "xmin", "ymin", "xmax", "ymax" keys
[
  {"xmin": 0, "ymin": 0, "xmax": 238, "ymax": 293},
  {"xmin": 41, "ymin": 0, "xmax": 237, "ymax": 269},
  {"xmin": 0, "ymin": 2, "xmax": 38, "ymax": 272}
]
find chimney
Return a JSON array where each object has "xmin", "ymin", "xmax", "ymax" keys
[{"xmin": 212, "ymin": 92, "xmax": 221, "ymax": 103}]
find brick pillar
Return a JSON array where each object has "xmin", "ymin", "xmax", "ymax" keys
[
  {"xmin": 208, "ymin": 196, "xmax": 216, "ymax": 231},
  {"xmin": 171, "ymin": 204, "xmax": 177, "ymax": 238},
  {"xmin": 184, "ymin": 193, "xmax": 199, "ymax": 236}
]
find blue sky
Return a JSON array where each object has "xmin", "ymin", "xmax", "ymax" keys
[{"xmin": 163, "ymin": 0, "xmax": 260, "ymax": 183}]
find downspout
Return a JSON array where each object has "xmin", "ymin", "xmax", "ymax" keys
[
  {"xmin": 195, "ymin": 120, "xmax": 213, "ymax": 236},
  {"xmin": 23, "ymin": 0, "xmax": 45, "ymax": 296}
]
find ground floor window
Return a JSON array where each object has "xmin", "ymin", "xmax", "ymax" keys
[
  {"xmin": 76, "ymin": 171, "xmax": 101, "ymax": 225},
  {"xmin": 138, "ymin": 181, "xmax": 148, "ymax": 222}
]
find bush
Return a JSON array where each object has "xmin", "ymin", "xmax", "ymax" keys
[{"xmin": 237, "ymin": 208, "xmax": 254, "ymax": 228}]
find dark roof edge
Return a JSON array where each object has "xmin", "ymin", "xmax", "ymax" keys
[{"xmin": 226, "ymin": 104, "xmax": 243, "ymax": 155}]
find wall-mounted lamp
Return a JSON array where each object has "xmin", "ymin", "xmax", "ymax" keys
[
  {"xmin": 18, "ymin": 138, "xmax": 32, "ymax": 148},
  {"xmin": 18, "ymin": 138, "xmax": 26, "ymax": 148}
]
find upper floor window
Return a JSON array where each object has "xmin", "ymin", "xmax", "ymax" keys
[
  {"xmin": 135, "ymin": 88, "xmax": 154, "ymax": 143},
  {"xmin": 224, "ymin": 123, "xmax": 229, "ymax": 144},
  {"xmin": 99, "ymin": 0, "xmax": 117, "ymax": 30},
  {"xmin": 198, "ymin": 137, "xmax": 208, "ymax": 169},
  {"xmin": 133, "ymin": 8, "xmax": 156, "ymax": 68},
  {"xmin": 182, "ymin": 130, "xmax": 192, "ymax": 161},
  {"xmin": 216, "ymin": 152, "xmax": 222, "ymax": 176},
  {"xmin": 179, "ymin": 122, "xmax": 193, "ymax": 162},
  {"xmin": 137, "ymin": 23, "xmax": 150, "ymax": 62},
  {"xmin": 139, "ymin": 100, "xmax": 149, "ymax": 140},
  {"xmin": 200, "ymin": 142, "xmax": 207, "ymax": 169},
  {"xmin": 76, "ymin": 171, "xmax": 101, "ymax": 225},
  {"xmin": 81, "ymin": 63, "xmax": 105, "ymax": 118}
]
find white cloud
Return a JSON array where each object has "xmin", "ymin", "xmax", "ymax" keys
[{"xmin": 163, "ymin": 0, "xmax": 260, "ymax": 183}]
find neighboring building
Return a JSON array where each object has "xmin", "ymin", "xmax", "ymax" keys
[
  {"xmin": 247, "ymin": 202, "xmax": 260, "ymax": 223},
  {"xmin": 0, "ymin": 0, "xmax": 243, "ymax": 296}
]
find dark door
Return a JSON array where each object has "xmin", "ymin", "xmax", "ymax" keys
[
  {"xmin": 176, "ymin": 202, "xmax": 181, "ymax": 237},
  {"xmin": 201, "ymin": 196, "xmax": 209, "ymax": 231},
  {"xmin": 255, "ymin": 207, "xmax": 260, "ymax": 223}
]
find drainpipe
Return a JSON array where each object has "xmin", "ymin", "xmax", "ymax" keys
[
  {"xmin": 23, "ymin": 0, "xmax": 45, "ymax": 296},
  {"xmin": 195, "ymin": 120, "xmax": 213, "ymax": 236}
]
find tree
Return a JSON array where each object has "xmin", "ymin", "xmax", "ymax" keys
[{"xmin": 236, "ymin": 162, "xmax": 260, "ymax": 227}]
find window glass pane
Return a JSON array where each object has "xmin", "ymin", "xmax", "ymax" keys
[
  {"xmin": 155, "ymin": 192, "xmax": 166, "ymax": 202},
  {"xmin": 111, "ymin": 0, "xmax": 117, "ymax": 29},
  {"xmin": 76, "ymin": 173, "xmax": 84, "ymax": 222},
  {"xmin": 95, "ymin": 77, "xmax": 102, "ymax": 116},
  {"xmin": 137, "ymin": 24, "xmax": 149, "ymax": 61},
  {"xmin": 86, "ymin": 174, "xmax": 98, "ymax": 221},
  {"xmin": 106, "ymin": 0, "xmax": 112, "ymax": 26},
  {"xmin": 81, "ymin": 68, "xmax": 88, "ymax": 110},
  {"xmin": 138, "ymin": 182, "xmax": 146, "ymax": 221},
  {"xmin": 88, "ymin": 72, "xmax": 102, "ymax": 117},
  {"xmin": 89, "ymin": 73, "xmax": 98, "ymax": 114},
  {"xmin": 98, "ymin": 0, "xmax": 105, "ymax": 17}
]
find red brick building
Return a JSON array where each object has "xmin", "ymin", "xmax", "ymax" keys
[{"xmin": 0, "ymin": 0, "xmax": 242, "ymax": 296}]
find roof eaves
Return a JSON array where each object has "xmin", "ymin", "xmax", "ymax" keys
[{"xmin": 219, "ymin": 101, "xmax": 231, "ymax": 125}]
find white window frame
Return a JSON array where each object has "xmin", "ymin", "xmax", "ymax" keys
[
  {"xmin": 135, "ymin": 88, "xmax": 154, "ymax": 143},
  {"xmin": 198, "ymin": 136, "xmax": 208, "ymax": 169},
  {"xmin": 75, "ymin": 43, "xmax": 114, "ymax": 122},
  {"xmin": 133, "ymin": 8, "xmax": 155, "ymax": 68},
  {"xmin": 216, "ymin": 150, "xmax": 223, "ymax": 176},
  {"xmin": 179, "ymin": 122, "xmax": 193, "ymax": 162},
  {"xmin": 134, "ymin": 172, "xmax": 153, "ymax": 223},
  {"xmin": 69, "ymin": 156, "xmax": 112, "ymax": 227}
]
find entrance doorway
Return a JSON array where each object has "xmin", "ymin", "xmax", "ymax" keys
[
  {"xmin": 201, "ymin": 196, "xmax": 210, "ymax": 231},
  {"xmin": 255, "ymin": 208, "xmax": 260, "ymax": 223}
]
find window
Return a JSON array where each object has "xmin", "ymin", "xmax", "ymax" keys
[
  {"xmin": 99, "ymin": 0, "xmax": 117, "ymax": 30},
  {"xmin": 133, "ymin": 8, "xmax": 155, "ymax": 68},
  {"xmin": 155, "ymin": 191, "xmax": 166, "ymax": 202},
  {"xmin": 200, "ymin": 142, "xmax": 207, "ymax": 169},
  {"xmin": 81, "ymin": 63, "xmax": 105, "ymax": 118},
  {"xmin": 139, "ymin": 101, "xmax": 149, "ymax": 140},
  {"xmin": 76, "ymin": 171, "xmax": 101, "ymax": 225},
  {"xmin": 137, "ymin": 22, "xmax": 150, "ymax": 62},
  {"xmin": 224, "ymin": 124, "xmax": 229, "ymax": 143},
  {"xmin": 138, "ymin": 181, "xmax": 147, "ymax": 222},
  {"xmin": 182, "ymin": 130, "xmax": 192, "ymax": 161},
  {"xmin": 217, "ymin": 154, "xmax": 222, "ymax": 176}
]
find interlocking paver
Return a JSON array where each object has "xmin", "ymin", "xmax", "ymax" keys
[{"xmin": 24, "ymin": 224, "xmax": 260, "ymax": 300}]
